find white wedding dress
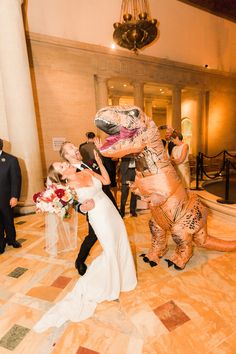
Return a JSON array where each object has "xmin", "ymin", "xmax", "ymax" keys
[{"xmin": 33, "ymin": 176, "xmax": 137, "ymax": 332}]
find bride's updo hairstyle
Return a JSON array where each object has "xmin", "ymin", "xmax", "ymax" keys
[
  {"xmin": 171, "ymin": 131, "xmax": 183, "ymax": 141},
  {"xmin": 47, "ymin": 164, "xmax": 67, "ymax": 185}
]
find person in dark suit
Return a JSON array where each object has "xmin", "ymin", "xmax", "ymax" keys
[
  {"xmin": 159, "ymin": 125, "xmax": 176, "ymax": 156},
  {"xmin": 59, "ymin": 141, "xmax": 119, "ymax": 276},
  {"xmin": 165, "ymin": 131, "xmax": 176, "ymax": 156},
  {"xmin": 79, "ymin": 131, "xmax": 97, "ymax": 165},
  {"xmin": 0, "ymin": 139, "xmax": 22, "ymax": 254},
  {"xmin": 119, "ymin": 154, "xmax": 137, "ymax": 218}
]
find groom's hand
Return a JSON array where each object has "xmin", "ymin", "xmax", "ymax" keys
[{"xmin": 80, "ymin": 199, "xmax": 95, "ymax": 213}]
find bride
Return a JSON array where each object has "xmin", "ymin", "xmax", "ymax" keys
[{"xmin": 33, "ymin": 151, "xmax": 137, "ymax": 332}]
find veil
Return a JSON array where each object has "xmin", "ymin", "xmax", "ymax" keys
[{"xmin": 44, "ymin": 178, "xmax": 78, "ymax": 257}]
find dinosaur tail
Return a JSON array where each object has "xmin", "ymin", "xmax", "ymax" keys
[{"xmin": 199, "ymin": 235, "xmax": 236, "ymax": 252}]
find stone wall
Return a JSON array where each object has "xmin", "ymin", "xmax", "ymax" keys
[{"xmin": 27, "ymin": 33, "xmax": 236, "ymax": 176}]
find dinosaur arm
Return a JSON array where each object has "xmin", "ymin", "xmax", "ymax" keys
[
  {"xmin": 142, "ymin": 193, "xmax": 167, "ymax": 206},
  {"xmin": 129, "ymin": 180, "xmax": 167, "ymax": 206}
]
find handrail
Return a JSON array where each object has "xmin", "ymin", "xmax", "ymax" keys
[
  {"xmin": 195, "ymin": 150, "xmax": 236, "ymax": 203},
  {"xmin": 217, "ymin": 159, "xmax": 236, "ymax": 204}
]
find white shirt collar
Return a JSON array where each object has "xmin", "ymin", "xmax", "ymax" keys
[
  {"xmin": 72, "ymin": 162, "xmax": 82, "ymax": 168},
  {"xmin": 72, "ymin": 162, "xmax": 90, "ymax": 170},
  {"xmin": 0, "ymin": 151, "xmax": 2, "ymax": 156}
]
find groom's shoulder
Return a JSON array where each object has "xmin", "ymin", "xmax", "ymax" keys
[{"xmin": 86, "ymin": 159, "xmax": 100, "ymax": 174}]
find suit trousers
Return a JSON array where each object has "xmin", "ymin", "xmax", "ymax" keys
[
  {"xmin": 0, "ymin": 205, "xmax": 16, "ymax": 244},
  {"xmin": 75, "ymin": 223, "xmax": 97, "ymax": 263},
  {"xmin": 120, "ymin": 168, "xmax": 137, "ymax": 215},
  {"xmin": 75, "ymin": 185, "xmax": 118, "ymax": 264}
]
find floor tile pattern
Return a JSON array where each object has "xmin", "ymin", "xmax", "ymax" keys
[
  {"xmin": 0, "ymin": 205, "xmax": 235, "ymax": 353},
  {"xmin": 76, "ymin": 347, "xmax": 100, "ymax": 354},
  {"xmin": 0, "ymin": 324, "xmax": 30, "ymax": 350},
  {"xmin": 154, "ymin": 300, "xmax": 190, "ymax": 331},
  {"xmin": 7, "ymin": 267, "xmax": 28, "ymax": 278}
]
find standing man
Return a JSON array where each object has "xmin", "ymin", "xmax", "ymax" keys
[
  {"xmin": 0, "ymin": 139, "xmax": 22, "ymax": 254},
  {"xmin": 59, "ymin": 141, "xmax": 118, "ymax": 276},
  {"xmin": 119, "ymin": 154, "xmax": 137, "ymax": 218},
  {"xmin": 79, "ymin": 132, "xmax": 97, "ymax": 165},
  {"xmin": 159, "ymin": 125, "xmax": 176, "ymax": 156}
]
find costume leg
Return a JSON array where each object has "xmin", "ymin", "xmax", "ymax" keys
[
  {"xmin": 75, "ymin": 222, "xmax": 97, "ymax": 264},
  {"xmin": 145, "ymin": 218, "xmax": 168, "ymax": 264},
  {"xmin": 1, "ymin": 206, "xmax": 16, "ymax": 244},
  {"xmin": 167, "ymin": 225, "xmax": 193, "ymax": 269}
]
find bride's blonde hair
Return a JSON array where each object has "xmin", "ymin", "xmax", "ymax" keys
[{"xmin": 47, "ymin": 164, "xmax": 67, "ymax": 185}]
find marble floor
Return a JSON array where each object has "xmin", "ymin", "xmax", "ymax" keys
[{"xmin": 0, "ymin": 207, "xmax": 236, "ymax": 354}]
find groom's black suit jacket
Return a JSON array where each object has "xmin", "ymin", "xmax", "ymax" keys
[{"xmin": 0, "ymin": 151, "xmax": 21, "ymax": 208}]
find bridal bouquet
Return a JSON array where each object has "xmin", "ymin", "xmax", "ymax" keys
[{"xmin": 33, "ymin": 184, "xmax": 75, "ymax": 218}]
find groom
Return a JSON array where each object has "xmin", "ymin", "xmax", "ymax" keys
[{"xmin": 60, "ymin": 141, "xmax": 118, "ymax": 276}]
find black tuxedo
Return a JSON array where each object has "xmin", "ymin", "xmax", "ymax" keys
[
  {"xmin": 167, "ymin": 141, "xmax": 175, "ymax": 156},
  {"xmin": 120, "ymin": 156, "xmax": 137, "ymax": 217},
  {"xmin": 0, "ymin": 151, "xmax": 21, "ymax": 248},
  {"xmin": 74, "ymin": 160, "xmax": 119, "ymax": 266}
]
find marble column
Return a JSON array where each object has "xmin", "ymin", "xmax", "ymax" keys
[
  {"xmin": 96, "ymin": 75, "xmax": 109, "ymax": 139},
  {"xmin": 0, "ymin": 0, "xmax": 43, "ymax": 213},
  {"xmin": 96, "ymin": 75, "xmax": 109, "ymax": 109},
  {"xmin": 172, "ymin": 85, "xmax": 182, "ymax": 131},
  {"xmin": 0, "ymin": 74, "xmax": 8, "ymax": 141},
  {"xmin": 111, "ymin": 95, "xmax": 120, "ymax": 106},
  {"xmin": 166, "ymin": 102, "xmax": 172, "ymax": 126},
  {"xmin": 145, "ymin": 98, "xmax": 153, "ymax": 118},
  {"xmin": 133, "ymin": 81, "xmax": 144, "ymax": 111},
  {"xmin": 196, "ymin": 90, "xmax": 205, "ymax": 154}
]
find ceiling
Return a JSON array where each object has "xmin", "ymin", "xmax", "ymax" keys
[
  {"xmin": 178, "ymin": 0, "xmax": 236, "ymax": 23},
  {"xmin": 25, "ymin": 0, "xmax": 236, "ymax": 74}
]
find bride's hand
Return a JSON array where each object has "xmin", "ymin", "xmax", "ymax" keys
[{"xmin": 94, "ymin": 150, "xmax": 103, "ymax": 166}]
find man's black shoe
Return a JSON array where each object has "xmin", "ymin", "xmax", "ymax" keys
[
  {"xmin": 0, "ymin": 240, "xmax": 6, "ymax": 254},
  {"xmin": 7, "ymin": 241, "xmax": 22, "ymax": 248},
  {"xmin": 75, "ymin": 261, "xmax": 87, "ymax": 276},
  {"xmin": 131, "ymin": 212, "xmax": 138, "ymax": 217}
]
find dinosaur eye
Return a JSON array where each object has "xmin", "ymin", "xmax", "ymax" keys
[{"xmin": 129, "ymin": 109, "xmax": 139, "ymax": 117}]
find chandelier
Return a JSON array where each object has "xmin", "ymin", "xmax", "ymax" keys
[{"xmin": 113, "ymin": 0, "xmax": 158, "ymax": 53}]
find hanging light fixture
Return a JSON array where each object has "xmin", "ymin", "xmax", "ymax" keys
[{"xmin": 113, "ymin": 0, "xmax": 158, "ymax": 53}]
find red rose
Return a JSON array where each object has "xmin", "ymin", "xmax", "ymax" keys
[
  {"xmin": 33, "ymin": 192, "xmax": 41, "ymax": 203},
  {"xmin": 55, "ymin": 189, "xmax": 65, "ymax": 198},
  {"xmin": 60, "ymin": 200, "xmax": 67, "ymax": 207}
]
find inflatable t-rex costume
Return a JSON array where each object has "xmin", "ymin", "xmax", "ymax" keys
[{"xmin": 95, "ymin": 105, "xmax": 236, "ymax": 270}]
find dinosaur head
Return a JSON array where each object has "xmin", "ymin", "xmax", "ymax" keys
[{"xmin": 95, "ymin": 105, "xmax": 154, "ymax": 158}]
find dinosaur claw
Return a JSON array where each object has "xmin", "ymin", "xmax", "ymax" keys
[
  {"xmin": 143, "ymin": 256, "xmax": 150, "ymax": 263},
  {"xmin": 140, "ymin": 253, "xmax": 146, "ymax": 257},
  {"xmin": 164, "ymin": 259, "xmax": 174, "ymax": 268},
  {"xmin": 149, "ymin": 261, "xmax": 157, "ymax": 267},
  {"xmin": 174, "ymin": 264, "xmax": 183, "ymax": 271}
]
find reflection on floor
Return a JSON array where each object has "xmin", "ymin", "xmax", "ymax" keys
[{"xmin": 0, "ymin": 210, "xmax": 236, "ymax": 354}]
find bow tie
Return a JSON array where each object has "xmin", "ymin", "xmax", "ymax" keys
[{"xmin": 76, "ymin": 163, "xmax": 89, "ymax": 172}]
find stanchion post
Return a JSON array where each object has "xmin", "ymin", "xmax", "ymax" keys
[
  {"xmin": 200, "ymin": 152, "xmax": 204, "ymax": 180},
  {"xmin": 217, "ymin": 159, "xmax": 234, "ymax": 204}
]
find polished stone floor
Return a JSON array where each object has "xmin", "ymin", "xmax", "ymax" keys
[{"xmin": 0, "ymin": 207, "xmax": 236, "ymax": 354}]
